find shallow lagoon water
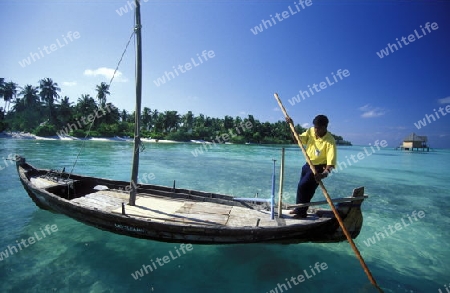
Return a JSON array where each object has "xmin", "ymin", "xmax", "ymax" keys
[{"xmin": 0, "ymin": 139, "xmax": 449, "ymax": 292}]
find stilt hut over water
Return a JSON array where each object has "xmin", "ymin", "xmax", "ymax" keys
[{"xmin": 397, "ymin": 133, "xmax": 429, "ymax": 151}]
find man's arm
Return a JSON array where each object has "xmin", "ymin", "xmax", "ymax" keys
[
  {"xmin": 315, "ymin": 139, "xmax": 336, "ymax": 181},
  {"xmin": 285, "ymin": 117, "xmax": 307, "ymax": 144},
  {"xmin": 317, "ymin": 141, "xmax": 337, "ymax": 180},
  {"xmin": 324, "ymin": 165, "xmax": 334, "ymax": 173}
]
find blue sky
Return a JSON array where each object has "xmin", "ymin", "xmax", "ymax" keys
[{"xmin": 1, "ymin": 0, "xmax": 449, "ymax": 147}]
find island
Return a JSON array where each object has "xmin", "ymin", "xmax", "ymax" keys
[{"xmin": 0, "ymin": 78, "xmax": 351, "ymax": 145}]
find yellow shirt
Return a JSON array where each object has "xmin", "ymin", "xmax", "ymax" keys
[{"xmin": 299, "ymin": 127, "xmax": 337, "ymax": 166}]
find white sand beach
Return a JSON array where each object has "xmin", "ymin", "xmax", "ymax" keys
[{"xmin": 0, "ymin": 132, "xmax": 184, "ymax": 143}]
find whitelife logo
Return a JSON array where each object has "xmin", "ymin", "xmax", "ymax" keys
[{"xmin": 18, "ymin": 31, "xmax": 81, "ymax": 68}]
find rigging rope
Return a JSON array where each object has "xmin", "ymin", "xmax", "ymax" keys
[{"xmin": 67, "ymin": 29, "xmax": 136, "ymax": 178}]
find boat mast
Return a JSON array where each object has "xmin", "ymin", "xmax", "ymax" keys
[{"xmin": 129, "ymin": 0, "xmax": 142, "ymax": 206}]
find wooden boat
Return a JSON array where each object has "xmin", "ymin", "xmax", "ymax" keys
[
  {"xmin": 15, "ymin": 0, "xmax": 367, "ymax": 245},
  {"xmin": 15, "ymin": 157, "xmax": 366, "ymax": 244}
]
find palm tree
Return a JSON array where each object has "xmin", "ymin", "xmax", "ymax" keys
[
  {"xmin": 102, "ymin": 102, "xmax": 120, "ymax": 124},
  {"xmin": 162, "ymin": 110, "xmax": 180, "ymax": 132},
  {"xmin": 3, "ymin": 81, "xmax": 18, "ymax": 114},
  {"xmin": 56, "ymin": 96, "xmax": 73, "ymax": 127},
  {"xmin": 151, "ymin": 109, "xmax": 159, "ymax": 124},
  {"xmin": 95, "ymin": 82, "xmax": 110, "ymax": 108},
  {"xmin": 76, "ymin": 94, "xmax": 97, "ymax": 123},
  {"xmin": 223, "ymin": 115, "xmax": 234, "ymax": 130},
  {"xmin": 13, "ymin": 85, "xmax": 43, "ymax": 130},
  {"xmin": 194, "ymin": 113, "xmax": 205, "ymax": 128},
  {"xmin": 19, "ymin": 85, "xmax": 40, "ymax": 109},
  {"xmin": 182, "ymin": 111, "xmax": 194, "ymax": 133},
  {"xmin": 153, "ymin": 112, "xmax": 165, "ymax": 133},
  {"xmin": 11, "ymin": 97, "xmax": 26, "ymax": 113},
  {"xmin": 39, "ymin": 78, "xmax": 61, "ymax": 123},
  {"xmin": 142, "ymin": 107, "xmax": 152, "ymax": 130},
  {"xmin": 149, "ymin": 109, "xmax": 159, "ymax": 131},
  {"xmin": 121, "ymin": 109, "xmax": 129, "ymax": 122}
]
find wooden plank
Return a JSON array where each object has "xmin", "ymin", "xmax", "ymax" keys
[
  {"xmin": 165, "ymin": 213, "xmax": 228, "ymax": 225},
  {"xmin": 112, "ymin": 198, "xmax": 233, "ymax": 226},
  {"xmin": 97, "ymin": 190, "xmax": 131, "ymax": 201},
  {"xmin": 136, "ymin": 196, "xmax": 185, "ymax": 212},
  {"xmin": 186, "ymin": 202, "xmax": 232, "ymax": 215},
  {"xmin": 85, "ymin": 193, "xmax": 124, "ymax": 206},
  {"xmin": 176, "ymin": 202, "xmax": 194, "ymax": 213},
  {"xmin": 111, "ymin": 195, "xmax": 185, "ymax": 220},
  {"xmin": 227, "ymin": 206, "xmax": 278, "ymax": 228}
]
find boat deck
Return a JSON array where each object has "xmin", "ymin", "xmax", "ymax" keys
[
  {"xmin": 77, "ymin": 190, "xmax": 328, "ymax": 227},
  {"xmin": 30, "ymin": 176, "xmax": 332, "ymax": 228}
]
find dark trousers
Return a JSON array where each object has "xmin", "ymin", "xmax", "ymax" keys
[{"xmin": 295, "ymin": 163, "xmax": 326, "ymax": 215}]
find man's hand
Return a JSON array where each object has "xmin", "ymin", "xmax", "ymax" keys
[
  {"xmin": 285, "ymin": 117, "xmax": 298, "ymax": 143},
  {"xmin": 314, "ymin": 166, "xmax": 333, "ymax": 182},
  {"xmin": 314, "ymin": 172, "xmax": 327, "ymax": 182}
]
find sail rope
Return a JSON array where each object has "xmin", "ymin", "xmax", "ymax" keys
[{"xmin": 67, "ymin": 29, "xmax": 137, "ymax": 179}]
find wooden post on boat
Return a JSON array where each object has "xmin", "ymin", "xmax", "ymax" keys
[
  {"xmin": 270, "ymin": 159, "xmax": 276, "ymax": 220},
  {"xmin": 273, "ymin": 93, "xmax": 383, "ymax": 293},
  {"xmin": 129, "ymin": 0, "xmax": 143, "ymax": 206},
  {"xmin": 277, "ymin": 147, "xmax": 285, "ymax": 217}
]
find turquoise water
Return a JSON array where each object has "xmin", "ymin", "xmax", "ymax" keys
[{"xmin": 0, "ymin": 139, "xmax": 449, "ymax": 292}]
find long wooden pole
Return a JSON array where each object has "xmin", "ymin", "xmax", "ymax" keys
[
  {"xmin": 270, "ymin": 159, "xmax": 276, "ymax": 220},
  {"xmin": 273, "ymin": 93, "xmax": 383, "ymax": 293},
  {"xmin": 277, "ymin": 147, "xmax": 285, "ymax": 216}
]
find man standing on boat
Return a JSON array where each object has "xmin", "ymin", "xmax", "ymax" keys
[{"xmin": 287, "ymin": 115, "xmax": 336, "ymax": 218}]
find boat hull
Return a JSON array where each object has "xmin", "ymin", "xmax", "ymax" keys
[{"xmin": 16, "ymin": 156, "xmax": 365, "ymax": 245}]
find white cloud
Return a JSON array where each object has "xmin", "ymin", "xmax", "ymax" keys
[
  {"xmin": 84, "ymin": 67, "xmax": 128, "ymax": 82},
  {"xmin": 301, "ymin": 123, "xmax": 309, "ymax": 128},
  {"xmin": 62, "ymin": 81, "xmax": 77, "ymax": 87},
  {"xmin": 438, "ymin": 96, "xmax": 450, "ymax": 104},
  {"xmin": 359, "ymin": 104, "xmax": 387, "ymax": 118}
]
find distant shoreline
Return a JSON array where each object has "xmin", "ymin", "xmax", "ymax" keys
[
  {"xmin": 0, "ymin": 131, "xmax": 179, "ymax": 143},
  {"xmin": 0, "ymin": 131, "xmax": 352, "ymax": 146}
]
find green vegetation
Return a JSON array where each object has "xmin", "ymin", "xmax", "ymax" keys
[{"xmin": 0, "ymin": 77, "xmax": 351, "ymax": 145}]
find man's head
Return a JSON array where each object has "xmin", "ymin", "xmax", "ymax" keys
[{"xmin": 313, "ymin": 115, "xmax": 329, "ymax": 138}]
